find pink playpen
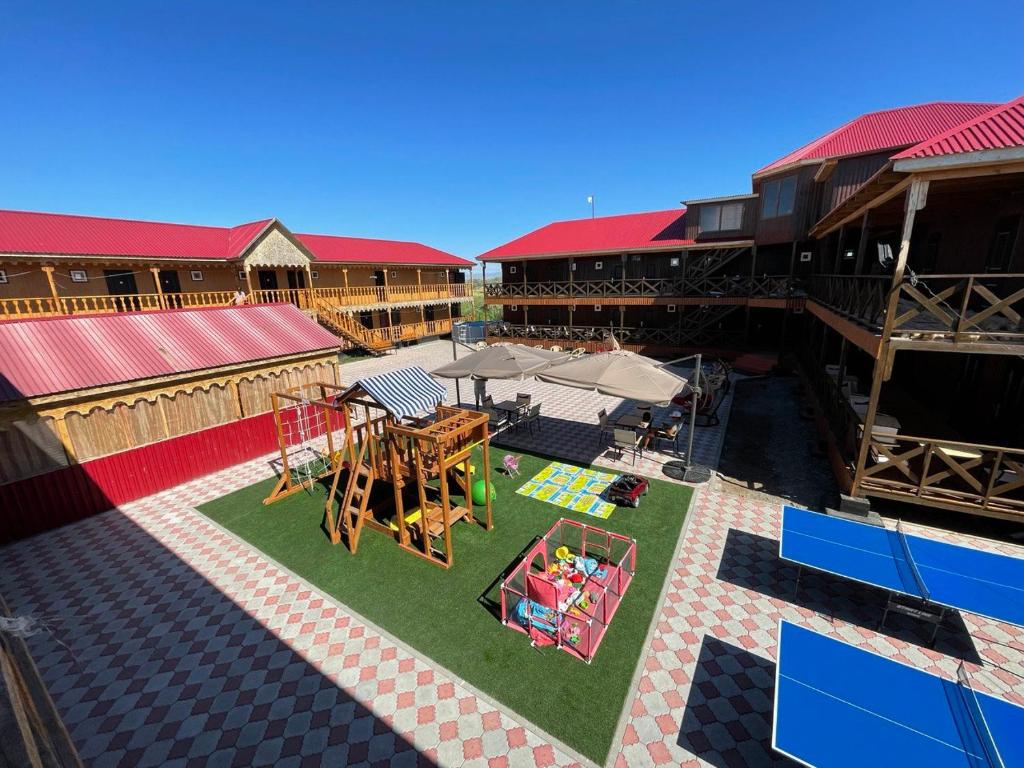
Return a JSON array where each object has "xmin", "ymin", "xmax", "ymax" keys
[{"xmin": 499, "ymin": 518, "xmax": 637, "ymax": 663}]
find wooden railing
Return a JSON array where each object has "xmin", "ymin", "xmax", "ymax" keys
[
  {"xmin": 311, "ymin": 283, "xmax": 470, "ymax": 307},
  {"xmin": 808, "ymin": 273, "xmax": 1024, "ymax": 346},
  {"xmin": 485, "ymin": 321, "xmax": 743, "ymax": 349},
  {"xmin": 859, "ymin": 434, "xmax": 1024, "ymax": 520},
  {"xmin": 485, "ymin": 275, "xmax": 796, "ymax": 301},
  {"xmin": 0, "ymin": 283, "xmax": 470, "ymax": 320},
  {"xmin": 0, "ymin": 291, "xmax": 238, "ymax": 319}
]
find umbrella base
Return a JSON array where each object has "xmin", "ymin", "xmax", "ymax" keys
[{"xmin": 663, "ymin": 460, "xmax": 712, "ymax": 484}]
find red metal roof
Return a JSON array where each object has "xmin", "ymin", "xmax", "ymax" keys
[
  {"xmin": 893, "ymin": 96, "xmax": 1024, "ymax": 160},
  {"xmin": 0, "ymin": 209, "xmax": 273, "ymax": 260},
  {"xmin": 0, "ymin": 304, "xmax": 340, "ymax": 401},
  {"xmin": 755, "ymin": 102, "xmax": 997, "ymax": 176},
  {"xmin": 478, "ymin": 209, "xmax": 693, "ymax": 261},
  {"xmin": 296, "ymin": 233, "xmax": 472, "ymax": 267}
]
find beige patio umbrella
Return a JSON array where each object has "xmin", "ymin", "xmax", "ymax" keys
[
  {"xmin": 535, "ymin": 350, "xmax": 688, "ymax": 406},
  {"xmin": 431, "ymin": 343, "xmax": 569, "ymax": 381}
]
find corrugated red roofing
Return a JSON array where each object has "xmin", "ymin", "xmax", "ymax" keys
[
  {"xmin": 755, "ymin": 102, "xmax": 997, "ymax": 176},
  {"xmin": 0, "ymin": 304, "xmax": 340, "ymax": 401},
  {"xmin": 296, "ymin": 232, "xmax": 472, "ymax": 267},
  {"xmin": 478, "ymin": 209, "xmax": 693, "ymax": 261},
  {"xmin": 0, "ymin": 209, "xmax": 273, "ymax": 260},
  {"xmin": 893, "ymin": 96, "xmax": 1024, "ymax": 160}
]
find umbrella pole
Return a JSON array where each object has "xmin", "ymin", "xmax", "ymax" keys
[
  {"xmin": 451, "ymin": 331, "xmax": 462, "ymax": 405},
  {"xmin": 681, "ymin": 353, "xmax": 712, "ymax": 484},
  {"xmin": 685, "ymin": 353, "xmax": 700, "ymax": 470}
]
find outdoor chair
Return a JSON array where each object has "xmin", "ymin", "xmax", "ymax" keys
[
  {"xmin": 483, "ymin": 394, "xmax": 495, "ymax": 410},
  {"xmin": 596, "ymin": 408, "xmax": 612, "ymax": 445},
  {"xmin": 645, "ymin": 422, "xmax": 681, "ymax": 454},
  {"xmin": 520, "ymin": 404, "xmax": 542, "ymax": 436},
  {"xmin": 611, "ymin": 428, "xmax": 643, "ymax": 465},
  {"xmin": 571, "ymin": 347, "xmax": 586, "ymax": 358},
  {"xmin": 549, "ymin": 345, "xmax": 563, "ymax": 353},
  {"xmin": 483, "ymin": 407, "xmax": 507, "ymax": 432}
]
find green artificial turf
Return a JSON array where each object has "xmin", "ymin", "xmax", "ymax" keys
[{"xmin": 198, "ymin": 450, "xmax": 690, "ymax": 763}]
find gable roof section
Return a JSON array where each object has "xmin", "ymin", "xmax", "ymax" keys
[
  {"xmin": 295, "ymin": 233, "xmax": 472, "ymax": 267},
  {"xmin": 755, "ymin": 101, "xmax": 997, "ymax": 177},
  {"xmin": 478, "ymin": 209, "xmax": 693, "ymax": 261},
  {"xmin": 0, "ymin": 209, "xmax": 274, "ymax": 260},
  {"xmin": 893, "ymin": 95, "xmax": 1024, "ymax": 161},
  {"xmin": 0, "ymin": 304, "xmax": 340, "ymax": 401}
]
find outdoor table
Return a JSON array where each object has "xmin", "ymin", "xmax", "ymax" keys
[
  {"xmin": 615, "ymin": 414, "xmax": 642, "ymax": 429},
  {"xmin": 492, "ymin": 399, "xmax": 528, "ymax": 426}
]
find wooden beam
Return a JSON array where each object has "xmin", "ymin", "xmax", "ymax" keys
[{"xmin": 852, "ymin": 180, "xmax": 928, "ymax": 495}]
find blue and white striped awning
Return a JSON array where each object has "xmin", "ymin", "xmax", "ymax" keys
[{"xmin": 343, "ymin": 366, "xmax": 447, "ymax": 420}]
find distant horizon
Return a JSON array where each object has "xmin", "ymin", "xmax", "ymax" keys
[{"xmin": 2, "ymin": 1, "xmax": 1021, "ymax": 275}]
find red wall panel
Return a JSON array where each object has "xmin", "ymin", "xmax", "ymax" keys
[{"xmin": 1, "ymin": 412, "xmax": 283, "ymax": 544}]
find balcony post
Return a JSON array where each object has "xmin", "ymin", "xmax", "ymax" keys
[
  {"xmin": 417, "ymin": 269, "xmax": 425, "ymax": 323},
  {"xmin": 304, "ymin": 264, "xmax": 314, "ymax": 308},
  {"xmin": 852, "ymin": 179, "xmax": 928, "ymax": 496},
  {"xmin": 149, "ymin": 267, "xmax": 165, "ymax": 309},
  {"xmin": 41, "ymin": 266, "xmax": 62, "ymax": 313},
  {"xmin": 621, "ymin": 254, "xmax": 627, "ymax": 295},
  {"xmin": 568, "ymin": 257, "xmax": 574, "ymax": 298},
  {"xmin": 833, "ymin": 225, "xmax": 846, "ymax": 273},
  {"xmin": 853, "ymin": 209, "xmax": 871, "ymax": 275}
]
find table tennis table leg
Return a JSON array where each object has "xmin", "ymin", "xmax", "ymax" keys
[{"xmin": 794, "ymin": 565, "xmax": 803, "ymax": 598}]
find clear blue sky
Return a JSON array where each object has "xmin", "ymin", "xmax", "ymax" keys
[{"xmin": 2, "ymin": 2, "xmax": 1021, "ymax": 267}]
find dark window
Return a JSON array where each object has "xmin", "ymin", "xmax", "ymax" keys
[
  {"xmin": 699, "ymin": 202, "xmax": 744, "ymax": 232},
  {"xmin": 257, "ymin": 270, "xmax": 278, "ymax": 290},
  {"xmin": 761, "ymin": 175, "xmax": 797, "ymax": 219},
  {"xmin": 986, "ymin": 216, "xmax": 1020, "ymax": 273}
]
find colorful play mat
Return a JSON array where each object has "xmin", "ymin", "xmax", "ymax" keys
[{"xmin": 516, "ymin": 462, "xmax": 619, "ymax": 519}]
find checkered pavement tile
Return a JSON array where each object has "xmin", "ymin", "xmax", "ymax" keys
[{"xmin": 2, "ymin": 340, "xmax": 1021, "ymax": 768}]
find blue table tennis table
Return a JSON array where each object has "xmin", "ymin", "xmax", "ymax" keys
[
  {"xmin": 780, "ymin": 505, "xmax": 1024, "ymax": 642},
  {"xmin": 774, "ymin": 621, "xmax": 1024, "ymax": 767}
]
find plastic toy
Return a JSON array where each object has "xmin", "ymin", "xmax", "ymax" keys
[
  {"xmin": 502, "ymin": 454, "xmax": 521, "ymax": 477},
  {"xmin": 471, "ymin": 478, "xmax": 495, "ymax": 505},
  {"xmin": 606, "ymin": 474, "xmax": 649, "ymax": 508}
]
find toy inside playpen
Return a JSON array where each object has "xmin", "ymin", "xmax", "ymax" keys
[{"xmin": 500, "ymin": 518, "xmax": 636, "ymax": 663}]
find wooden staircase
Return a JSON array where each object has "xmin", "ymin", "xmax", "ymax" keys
[
  {"xmin": 310, "ymin": 294, "xmax": 393, "ymax": 354},
  {"xmin": 686, "ymin": 246, "xmax": 750, "ymax": 279}
]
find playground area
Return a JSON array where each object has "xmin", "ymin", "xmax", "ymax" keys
[{"xmin": 198, "ymin": 445, "xmax": 691, "ymax": 763}]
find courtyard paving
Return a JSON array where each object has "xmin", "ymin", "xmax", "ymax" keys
[{"xmin": 1, "ymin": 339, "xmax": 1021, "ymax": 767}]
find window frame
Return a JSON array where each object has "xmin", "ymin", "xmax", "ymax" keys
[{"xmin": 760, "ymin": 175, "xmax": 798, "ymax": 219}]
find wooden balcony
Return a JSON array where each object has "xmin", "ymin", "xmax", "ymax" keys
[
  {"xmin": 859, "ymin": 434, "xmax": 1024, "ymax": 522},
  {"xmin": 484, "ymin": 275, "xmax": 797, "ymax": 306},
  {"xmin": 0, "ymin": 284, "xmax": 470, "ymax": 320},
  {"xmin": 485, "ymin": 322, "xmax": 744, "ymax": 353},
  {"xmin": 808, "ymin": 273, "xmax": 1024, "ymax": 353}
]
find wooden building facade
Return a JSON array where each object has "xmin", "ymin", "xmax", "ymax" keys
[{"xmin": 0, "ymin": 212, "xmax": 473, "ymax": 352}]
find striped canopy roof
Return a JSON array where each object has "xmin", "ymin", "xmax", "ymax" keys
[{"xmin": 341, "ymin": 366, "xmax": 447, "ymax": 420}]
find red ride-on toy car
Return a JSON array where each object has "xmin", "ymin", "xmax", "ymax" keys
[{"xmin": 606, "ymin": 474, "xmax": 649, "ymax": 508}]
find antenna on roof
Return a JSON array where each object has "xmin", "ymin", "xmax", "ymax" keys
[{"xmin": 587, "ymin": 196, "xmax": 595, "ymax": 219}]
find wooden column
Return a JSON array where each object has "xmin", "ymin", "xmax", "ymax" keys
[
  {"xmin": 779, "ymin": 241, "xmax": 798, "ymax": 350},
  {"xmin": 417, "ymin": 269, "xmax": 425, "ymax": 323},
  {"xmin": 41, "ymin": 266, "xmax": 61, "ymax": 313},
  {"xmin": 244, "ymin": 264, "xmax": 254, "ymax": 299},
  {"xmin": 853, "ymin": 209, "xmax": 871, "ymax": 276},
  {"xmin": 833, "ymin": 225, "xmax": 846, "ymax": 273},
  {"xmin": 851, "ymin": 179, "xmax": 928, "ymax": 495},
  {"xmin": 744, "ymin": 244, "xmax": 757, "ymax": 344},
  {"xmin": 150, "ymin": 267, "xmax": 164, "ymax": 308}
]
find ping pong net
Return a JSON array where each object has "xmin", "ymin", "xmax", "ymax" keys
[
  {"xmin": 956, "ymin": 661, "xmax": 1004, "ymax": 768},
  {"xmin": 895, "ymin": 520, "xmax": 930, "ymax": 602}
]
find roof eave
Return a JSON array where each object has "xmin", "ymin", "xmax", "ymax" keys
[
  {"xmin": 478, "ymin": 239, "xmax": 753, "ymax": 262},
  {"xmin": 893, "ymin": 146, "xmax": 1024, "ymax": 173}
]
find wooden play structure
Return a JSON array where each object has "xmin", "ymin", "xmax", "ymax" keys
[
  {"xmin": 263, "ymin": 381, "xmax": 348, "ymax": 505},
  {"xmin": 326, "ymin": 392, "xmax": 494, "ymax": 569},
  {"xmin": 263, "ymin": 367, "xmax": 494, "ymax": 569}
]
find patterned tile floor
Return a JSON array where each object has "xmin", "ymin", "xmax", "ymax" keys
[{"xmin": 2, "ymin": 340, "xmax": 1022, "ymax": 767}]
